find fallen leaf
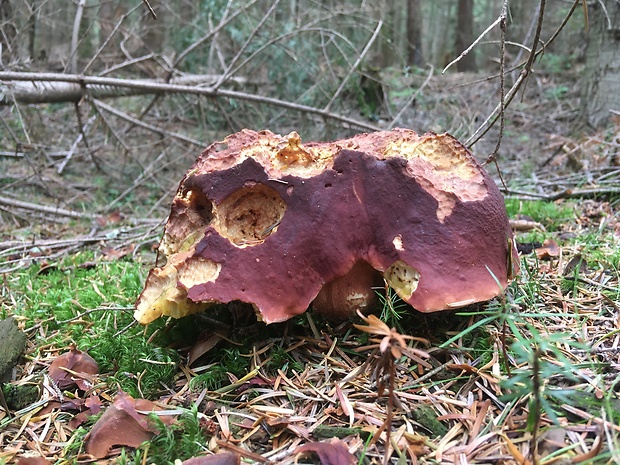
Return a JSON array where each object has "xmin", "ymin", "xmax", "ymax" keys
[
  {"xmin": 181, "ymin": 452, "xmax": 240, "ymax": 465},
  {"xmin": 538, "ymin": 427, "xmax": 566, "ymax": 456},
  {"xmin": 563, "ymin": 254, "xmax": 587, "ymax": 277},
  {"xmin": 96, "ymin": 210, "xmax": 124, "ymax": 227},
  {"xmin": 68, "ymin": 394, "xmax": 103, "ymax": 429},
  {"xmin": 188, "ymin": 332, "xmax": 224, "ymax": 366},
  {"xmin": 49, "ymin": 346, "xmax": 99, "ymax": 391},
  {"xmin": 17, "ymin": 457, "xmax": 53, "ymax": 465},
  {"xmin": 85, "ymin": 391, "xmax": 175, "ymax": 459},
  {"xmin": 535, "ymin": 239, "xmax": 560, "ymax": 260},
  {"xmin": 571, "ymin": 432, "xmax": 603, "ymax": 463},
  {"xmin": 102, "ymin": 243, "xmax": 135, "ymax": 260},
  {"xmin": 295, "ymin": 438, "xmax": 356, "ymax": 465}
]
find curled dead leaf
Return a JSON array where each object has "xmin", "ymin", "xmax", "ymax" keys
[
  {"xmin": 49, "ymin": 345, "xmax": 98, "ymax": 391},
  {"xmin": 16, "ymin": 457, "xmax": 53, "ymax": 465},
  {"xmin": 534, "ymin": 239, "xmax": 560, "ymax": 260},
  {"xmin": 295, "ymin": 438, "xmax": 356, "ymax": 465},
  {"xmin": 85, "ymin": 391, "xmax": 175, "ymax": 459}
]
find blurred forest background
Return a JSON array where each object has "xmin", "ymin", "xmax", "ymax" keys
[{"xmin": 0, "ymin": 0, "xmax": 619, "ymax": 241}]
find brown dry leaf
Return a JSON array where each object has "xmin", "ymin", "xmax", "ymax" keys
[
  {"xmin": 96, "ymin": 210, "xmax": 124, "ymax": 227},
  {"xmin": 571, "ymin": 433, "xmax": 603, "ymax": 463},
  {"xmin": 295, "ymin": 438, "xmax": 356, "ymax": 465},
  {"xmin": 68, "ymin": 394, "xmax": 103, "ymax": 429},
  {"xmin": 563, "ymin": 254, "xmax": 587, "ymax": 277},
  {"xmin": 181, "ymin": 452, "xmax": 240, "ymax": 465},
  {"xmin": 49, "ymin": 345, "xmax": 99, "ymax": 391},
  {"xmin": 353, "ymin": 313, "xmax": 391, "ymax": 338},
  {"xmin": 85, "ymin": 391, "xmax": 175, "ymax": 459},
  {"xmin": 335, "ymin": 384, "xmax": 354, "ymax": 427},
  {"xmin": 446, "ymin": 363, "xmax": 480, "ymax": 375},
  {"xmin": 188, "ymin": 332, "xmax": 224, "ymax": 366},
  {"xmin": 501, "ymin": 433, "xmax": 532, "ymax": 465},
  {"xmin": 101, "ymin": 243, "xmax": 135, "ymax": 261},
  {"xmin": 535, "ymin": 239, "xmax": 560, "ymax": 260},
  {"xmin": 16, "ymin": 458, "xmax": 53, "ymax": 465}
]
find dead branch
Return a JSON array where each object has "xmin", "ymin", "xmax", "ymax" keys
[
  {"xmin": 0, "ymin": 195, "xmax": 96, "ymax": 219},
  {"xmin": 0, "ymin": 72, "xmax": 380, "ymax": 132}
]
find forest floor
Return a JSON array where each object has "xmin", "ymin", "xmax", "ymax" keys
[{"xmin": 0, "ymin": 69, "xmax": 619, "ymax": 464}]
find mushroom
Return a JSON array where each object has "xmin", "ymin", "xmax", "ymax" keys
[{"xmin": 135, "ymin": 129, "xmax": 518, "ymax": 325}]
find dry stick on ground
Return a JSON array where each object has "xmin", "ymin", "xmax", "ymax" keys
[
  {"xmin": 92, "ymin": 98, "xmax": 203, "ymax": 147},
  {"xmin": 56, "ymin": 113, "xmax": 97, "ymax": 174},
  {"xmin": 0, "ymin": 195, "xmax": 96, "ymax": 220}
]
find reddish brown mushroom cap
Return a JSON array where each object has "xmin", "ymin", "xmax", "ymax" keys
[{"xmin": 135, "ymin": 129, "xmax": 518, "ymax": 324}]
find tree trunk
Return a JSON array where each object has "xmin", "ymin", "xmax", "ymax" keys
[
  {"xmin": 406, "ymin": 0, "xmax": 424, "ymax": 67},
  {"xmin": 581, "ymin": 1, "xmax": 620, "ymax": 128},
  {"xmin": 455, "ymin": 0, "xmax": 476, "ymax": 71},
  {"xmin": 377, "ymin": 0, "xmax": 396, "ymax": 68},
  {"xmin": 0, "ymin": 0, "xmax": 16, "ymax": 64}
]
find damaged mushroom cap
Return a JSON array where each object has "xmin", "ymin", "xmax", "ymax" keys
[{"xmin": 135, "ymin": 128, "xmax": 519, "ymax": 325}]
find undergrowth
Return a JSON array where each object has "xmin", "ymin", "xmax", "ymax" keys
[{"xmin": 1, "ymin": 199, "xmax": 618, "ymax": 463}]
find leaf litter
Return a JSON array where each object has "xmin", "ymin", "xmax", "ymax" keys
[
  {"xmin": 0, "ymin": 75, "xmax": 619, "ymax": 464},
  {"xmin": 1, "ymin": 223, "xmax": 619, "ymax": 464}
]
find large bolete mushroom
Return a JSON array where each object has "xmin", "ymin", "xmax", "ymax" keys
[{"xmin": 135, "ymin": 129, "xmax": 518, "ymax": 325}]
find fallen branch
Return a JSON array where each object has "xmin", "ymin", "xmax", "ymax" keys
[
  {"xmin": 504, "ymin": 186, "xmax": 620, "ymax": 201},
  {"xmin": 0, "ymin": 195, "xmax": 96, "ymax": 219},
  {"xmin": 0, "ymin": 72, "xmax": 380, "ymax": 132}
]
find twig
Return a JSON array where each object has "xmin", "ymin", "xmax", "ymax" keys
[
  {"xmin": 69, "ymin": 0, "xmax": 86, "ymax": 74},
  {"xmin": 483, "ymin": 1, "xmax": 507, "ymax": 167},
  {"xmin": 387, "ymin": 65, "xmax": 434, "ymax": 130},
  {"xmin": 466, "ymin": 0, "xmax": 585, "ymax": 148},
  {"xmin": 324, "ymin": 19, "xmax": 383, "ymax": 112},
  {"xmin": 442, "ymin": 14, "xmax": 503, "ymax": 74},
  {"xmin": 142, "ymin": 0, "xmax": 157, "ymax": 20},
  {"xmin": 173, "ymin": 0, "xmax": 259, "ymax": 69},
  {"xmin": 83, "ymin": 4, "xmax": 142, "ymax": 75},
  {"xmin": 92, "ymin": 98, "xmax": 204, "ymax": 146},
  {"xmin": 213, "ymin": 0, "xmax": 281, "ymax": 91},
  {"xmin": 0, "ymin": 195, "xmax": 95, "ymax": 219},
  {"xmin": 504, "ymin": 186, "xmax": 620, "ymax": 201}
]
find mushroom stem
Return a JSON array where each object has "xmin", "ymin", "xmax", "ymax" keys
[{"xmin": 312, "ymin": 261, "xmax": 384, "ymax": 320}]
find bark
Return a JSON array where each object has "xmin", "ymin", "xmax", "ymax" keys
[
  {"xmin": 406, "ymin": 0, "xmax": 424, "ymax": 67},
  {"xmin": 581, "ymin": 0, "xmax": 620, "ymax": 127},
  {"xmin": 455, "ymin": 0, "xmax": 476, "ymax": 71},
  {"xmin": 0, "ymin": 73, "xmax": 253, "ymax": 105}
]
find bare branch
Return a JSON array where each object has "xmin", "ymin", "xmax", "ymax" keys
[
  {"xmin": 0, "ymin": 72, "xmax": 381, "ymax": 132},
  {"xmin": 142, "ymin": 0, "xmax": 157, "ymax": 20},
  {"xmin": 324, "ymin": 20, "xmax": 383, "ymax": 112},
  {"xmin": 213, "ymin": 0, "xmax": 281, "ymax": 90},
  {"xmin": 70, "ymin": 0, "xmax": 87, "ymax": 74},
  {"xmin": 442, "ymin": 14, "xmax": 503, "ymax": 74},
  {"xmin": 0, "ymin": 195, "xmax": 96, "ymax": 219}
]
